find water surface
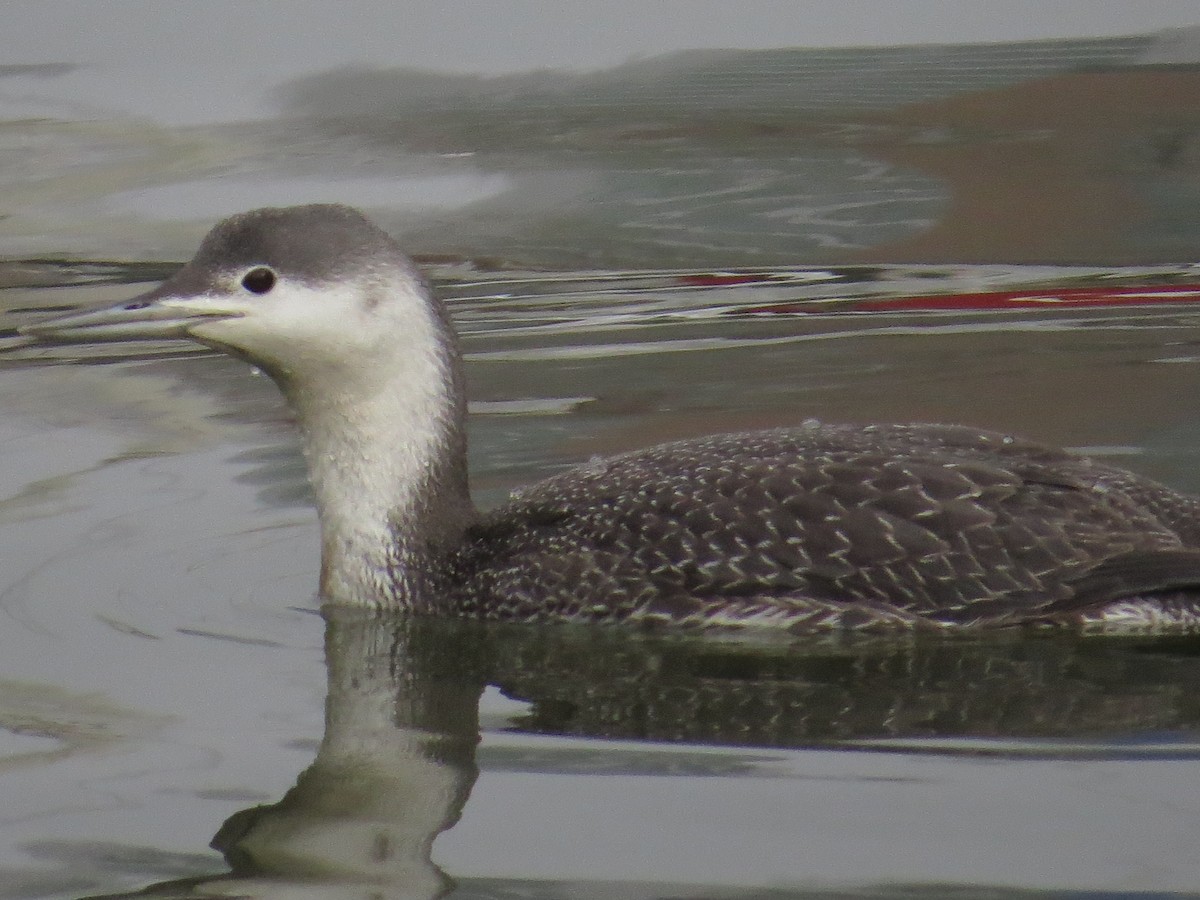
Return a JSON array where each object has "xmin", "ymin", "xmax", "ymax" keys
[{"xmin": 5, "ymin": 258, "xmax": 1200, "ymax": 897}]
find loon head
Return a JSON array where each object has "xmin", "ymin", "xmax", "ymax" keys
[
  {"xmin": 25, "ymin": 205, "xmax": 473, "ymax": 607},
  {"xmin": 25, "ymin": 204, "xmax": 446, "ymax": 391}
]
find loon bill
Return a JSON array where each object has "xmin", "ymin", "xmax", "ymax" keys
[{"xmin": 22, "ymin": 205, "xmax": 1200, "ymax": 631}]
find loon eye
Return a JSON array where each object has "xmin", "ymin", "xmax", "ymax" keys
[{"xmin": 241, "ymin": 267, "xmax": 276, "ymax": 295}]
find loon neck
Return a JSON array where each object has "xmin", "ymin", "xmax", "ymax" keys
[{"xmin": 277, "ymin": 299, "xmax": 475, "ymax": 609}]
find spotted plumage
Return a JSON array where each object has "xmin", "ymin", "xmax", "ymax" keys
[{"xmin": 448, "ymin": 423, "xmax": 1200, "ymax": 629}]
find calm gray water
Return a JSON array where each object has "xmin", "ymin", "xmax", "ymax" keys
[{"xmin": 3, "ymin": 17, "xmax": 1200, "ymax": 899}]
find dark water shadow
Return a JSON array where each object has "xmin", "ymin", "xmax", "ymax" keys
[{"xmin": 77, "ymin": 610, "xmax": 1200, "ymax": 899}]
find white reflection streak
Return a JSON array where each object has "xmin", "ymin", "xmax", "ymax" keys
[{"xmin": 465, "ymin": 317, "xmax": 1177, "ymax": 362}]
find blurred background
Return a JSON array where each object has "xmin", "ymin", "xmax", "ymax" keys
[{"xmin": 2, "ymin": 0, "xmax": 1199, "ymax": 266}]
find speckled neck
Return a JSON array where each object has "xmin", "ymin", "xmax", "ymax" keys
[{"xmin": 274, "ymin": 283, "xmax": 475, "ymax": 609}]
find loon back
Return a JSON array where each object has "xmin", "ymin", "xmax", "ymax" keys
[
  {"xmin": 22, "ymin": 204, "xmax": 1200, "ymax": 631},
  {"xmin": 451, "ymin": 423, "xmax": 1200, "ymax": 630}
]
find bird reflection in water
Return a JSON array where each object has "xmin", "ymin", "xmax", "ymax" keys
[{"xmin": 81, "ymin": 614, "xmax": 1200, "ymax": 899}]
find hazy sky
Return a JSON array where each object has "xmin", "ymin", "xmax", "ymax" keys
[{"xmin": 3, "ymin": 1, "xmax": 1199, "ymax": 123}]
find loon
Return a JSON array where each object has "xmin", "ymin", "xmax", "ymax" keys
[{"xmin": 23, "ymin": 204, "xmax": 1200, "ymax": 630}]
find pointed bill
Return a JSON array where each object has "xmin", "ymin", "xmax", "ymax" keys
[{"xmin": 20, "ymin": 286, "xmax": 243, "ymax": 343}]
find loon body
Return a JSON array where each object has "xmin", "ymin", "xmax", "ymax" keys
[{"xmin": 25, "ymin": 205, "xmax": 1200, "ymax": 630}]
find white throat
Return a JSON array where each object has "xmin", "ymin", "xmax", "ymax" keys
[{"xmin": 263, "ymin": 279, "xmax": 472, "ymax": 607}]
